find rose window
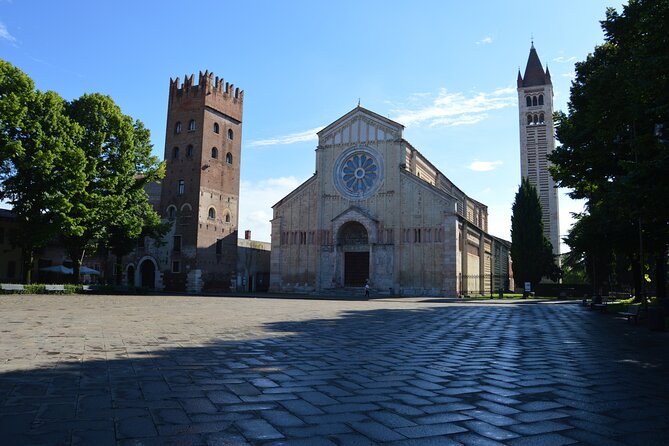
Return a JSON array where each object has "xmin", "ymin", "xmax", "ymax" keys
[
  {"xmin": 334, "ymin": 147, "xmax": 384, "ymax": 199},
  {"xmin": 342, "ymin": 153, "xmax": 378, "ymax": 193}
]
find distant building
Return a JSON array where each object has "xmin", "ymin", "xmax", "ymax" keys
[
  {"xmin": 269, "ymin": 106, "xmax": 511, "ymax": 296},
  {"xmin": 0, "ymin": 210, "xmax": 22, "ymax": 282},
  {"xmin": 517, "ymin": 44, "xmax": 560, "ymax": 257}
]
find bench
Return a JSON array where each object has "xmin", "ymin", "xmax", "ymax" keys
[
  {"xmin": 619, "ymin": 303, "xmax": 643, "ymax": 324},
  {"xmin": 1, "ymin": 283, "xmax": 25, "ymax": 293},
  {"xmin": 45, "ymin": 284, "xmax": 66, "ymax": 293}
]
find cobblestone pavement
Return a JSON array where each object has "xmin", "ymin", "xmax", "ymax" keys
[{"xmin": 1, "ymin": 294, "xmax": 668, "ymax": 446}]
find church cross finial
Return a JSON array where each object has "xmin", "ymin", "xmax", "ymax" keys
[{"xmin": 358, "ymin": 98, "xmax": 361, "ymax": 107}]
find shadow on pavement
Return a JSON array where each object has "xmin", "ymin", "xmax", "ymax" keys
[{"xmin": 1, "ymin": 302, "xmax": 668, "ymax": 445}]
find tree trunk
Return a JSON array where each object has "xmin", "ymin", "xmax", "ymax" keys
[
  {"xmin": 22, "ymin": 248, "xmax": 33, "ymax": 285},
  {"xmin": 632, "ymin": 257, "xmax": 643, "ymax": 302},
  {"xmin": 655, "ymin": 243, "xmax": 667, "ymax": 301}
]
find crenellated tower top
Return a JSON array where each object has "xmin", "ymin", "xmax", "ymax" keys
[{"xmin": 169, "ymin": 70, "xmax": 244, "ymax": 103}]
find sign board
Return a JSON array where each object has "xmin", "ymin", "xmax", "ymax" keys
[{"xmin": 524, "ymin": 282, "xmax": 532, "ymax": 292}]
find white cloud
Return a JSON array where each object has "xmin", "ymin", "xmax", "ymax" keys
[
  {"xmin": 238, "ymin": 176, "xmax": 304, "ymax": 242},
  {"xmin": 247, "ymin": 126, "xmax": 324, "ymax": 147},
  {"xmin": 561, "ymin": 71, "xmax": 575, "ymax": 79},
  {"xmin": 476, "ymin": 36, "xmax": 493, "ymax": 45},
  {"xmin": 469, "ymin": 160, "xmax": 503, "ymax": 172},
  {"xmin": 390, "ymin": 86, "xmax": 516, "ymax": 128},
  {"xmin": 553, "ymin": 56, "xmax": 576, "ymax": 63},
  {"xmin": 0, "ymin": 22, "xmax": 16, "ymax": 44}
]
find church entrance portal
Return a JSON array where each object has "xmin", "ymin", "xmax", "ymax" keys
[
  {"xmin": 339, "ymin": 221, "xmax": 370, "ymax": 287},
  {"xmin": 139, "ymin": 260, "xmax": 155, "ymax": 288},
  {"xmin": 344, "ymin": 252, "xmax": 369, "ymax": 286}
]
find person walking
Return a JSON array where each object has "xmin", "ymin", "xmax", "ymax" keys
[{"xmin": 365, "ymin": 280, "xmax": 370, "ymax": 297}]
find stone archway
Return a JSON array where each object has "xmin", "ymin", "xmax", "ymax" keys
[
  {"xmin": 338, "ymin": 221, "xmax": 369, "ymax": 287},
  {"xmin": 139, "ymin": 259, "xmax": 156, "ymax": 289}
]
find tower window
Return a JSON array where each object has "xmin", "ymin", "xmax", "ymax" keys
[
  {"xmin": 539, "ymin": 94, "xmax": 544, "ymax": 105},
  {"xmin": 172, "ymin": 146, "xmax": 179, "ymax": 159},
  {"xmin": 186, "ymin": 145, "xmax": 193, "ymax": 158},
  {"xmin": 178, "ymin": 180, "xmax": 185, "ymax": 196},
  {"xmin": 533, "ymin": 114, "xmax": 539, "ymax": 124},
  {"xmin": 227, "ymin": 129, "xmax": 233, "ymax": 140},
  {"xmin": 225, "ymin": 213, "xmax": 231, "ymax": 223},
  {"xmin": 208, "ymin": 207, "xmax": 216, "ymax": 219},
  {"xmin": 526, "ymin": 96, "xmax": 532, "ymax": 107},
  {"xmin": 539, "ymin": 113, "xmax": 545, "ymax": 124},
  {"xmin": 175, "ymin": 121, "xmax": 182, "ymax": 134},
  {"xmin": 532, "ymin": 96, "xmax": 538, "ymax": 106},
  {"xmin": 213, "ymin": 122, "xmax": 219, "ymax": 134},
  {"xmin": 226, "ymin": 152, "xmax": 233, "ymax": 164},
  {"xmin": 167, "ymin": 205, "xmax": 177, "ymax": 220},
  {"xmin": 173, "ymin": 235, "xmax": 181, "ymax": 253},
  {"xmin": 527, "ymin": 114, "xmax": 532, "ymax": 125},
  {"xmin": 211, "ymin": 147, "xmax": 218, "ymax": 159},
  {"xmin": 188, "ymin": 119, "xmax": 196, "ymax": 131}
]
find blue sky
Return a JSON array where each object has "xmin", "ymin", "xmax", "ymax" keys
[{"xmin": 1, "ymin": 0, "xmax": 621, "ymax": 248}]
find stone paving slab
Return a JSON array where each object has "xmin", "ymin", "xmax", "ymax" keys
[{"xmin": 1, "ymin": 294, "xmax": 668, "ymax": 445}]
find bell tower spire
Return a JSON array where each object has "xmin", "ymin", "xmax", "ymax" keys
[{"xmin": 517, "ymin": 44, "xmax": 560, "ymax": 260}]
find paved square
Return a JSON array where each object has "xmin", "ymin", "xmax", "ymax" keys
[{"xmin": 1, "ymin": 294, "xmax": 668, "ymax": 445}]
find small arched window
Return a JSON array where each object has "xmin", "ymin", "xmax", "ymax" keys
[
  {"xmin": 178, "ymin": 179, "xmax": 185, "ymax": 196},
  {"xmin": 527, "ymin": 114, "xmax": 532, "ymax": 125},
  {"xmin": 538, "ymin": 94, "xmax": 544, "ymax": 105},
  {"xmin": 211, "ymin": 147, "xmax": 218, "ymax": 159},
  {"xmin": 167, "ymin": 206, "xmax": 176, "ymax": 220},
  {"xmin": 227, "ymin": 129, "xmax": 233, "ymax": 140},
  {"xmin": 175, "ymin": 122, "xmax": 182, "ymax": 134},
  {"xmin": 226, "ymin": 152, "xmax": 233, "ymax": 164},
  {"xmin": 532, "ymin": 96, "xmax": 538, "ymax": 106},
  {"xmin": 526, "ymin": 97, "xmax": 532, "ymax": 107},
  {"xmin": 533, "ymin": 114, "xmax": 539, "ymax": 124},
  {"xmin": 213, "ymin": 123, "xmax": 219, "ymax": 134},
  {"xmin": 208, "ymin": 207, "xmax": 216, "ymax": 219},
  {"xmin": 173, "ymin": 147, "xmax": 179, "ymax": 159},
  {"xmin": 539, "ymin": 113, "xmax": 545, "ymax": 124},
  {"xmin": 186, "ymin": 145, "xmax": 193, "ymax": 158},
  {"xmin": 225, "ymin": 213, "xmax": 231, "ymax": 223},
  {"xmin": 188, "ymin": 119, "xmax": 196, "ymax": 131}
]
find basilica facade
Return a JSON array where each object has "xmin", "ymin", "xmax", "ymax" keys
[{"xmin": 270, "ymin": 107, "xmax": 511, "ymax": 296}]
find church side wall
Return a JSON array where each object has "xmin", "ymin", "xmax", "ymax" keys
[
  {"xmin": 397, "ymin": 175, "xmax": 457, "ymax": 296},
  {"xmin": 269, "ymin": 179, "xmax": 320, "ymax": 292}
]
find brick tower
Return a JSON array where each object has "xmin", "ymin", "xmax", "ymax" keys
[
  {"xmin": 517, "ymin": 44, "xmax": 560, "ymax": 258},
  {"xmin": 160, "ymin": 71, "xmax": 243, "ymax": 293}
]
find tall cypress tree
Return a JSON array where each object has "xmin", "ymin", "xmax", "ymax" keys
[{"xmin": 511, "ymin": 178, "xmax": 557, "ymax": 295}]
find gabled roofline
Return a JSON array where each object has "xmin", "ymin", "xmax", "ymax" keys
[
  {"xmin": 330, "ymin": 205, "xmax": 379, "ymax": 223},
  {"xmin": 271, "ymin": 175, "xmax": 317, "ymax": 209},
  {"xmin": 317, "ymin": 105, "xmax": 404, "ymax": 137}
]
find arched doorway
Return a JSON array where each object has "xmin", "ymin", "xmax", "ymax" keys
[
  {"xmin": 139, "ymin": 260, "xmax": 155, "ymax": 288},
  {"xmin": 127, "ymin": 265, "xmax": 135, "ymax": 287},
  {"xmin": 339, "ymin": 221, "xmax": 369, "ymax": 287}
]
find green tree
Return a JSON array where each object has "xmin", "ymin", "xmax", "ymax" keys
[
  {"xmin": 0, "ymin": 61, "xmax": 87, "ymax": 283},
  {"xmin": 510, "ymin": 178, "xmax": 558, "ymax": 296},
  {"xmin": 63, "ymin": 94, "xmax": 165, "ymax": 283},
  {"xmin": 550, "ymin": 0, "xmax": 669, "ymax": 300}
]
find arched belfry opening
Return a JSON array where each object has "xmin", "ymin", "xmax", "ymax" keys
[{"xmin": 338, "ymin": 221, "xmax": 370, "ymax": 287}]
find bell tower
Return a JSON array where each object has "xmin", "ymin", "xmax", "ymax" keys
[
  {"xmin": 160, "ymin": 71, "xmax": 244, "ymax": 292},
  {"xmin": 517, "ymin": 44, "xmax": 560, "ymax": 258}
]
